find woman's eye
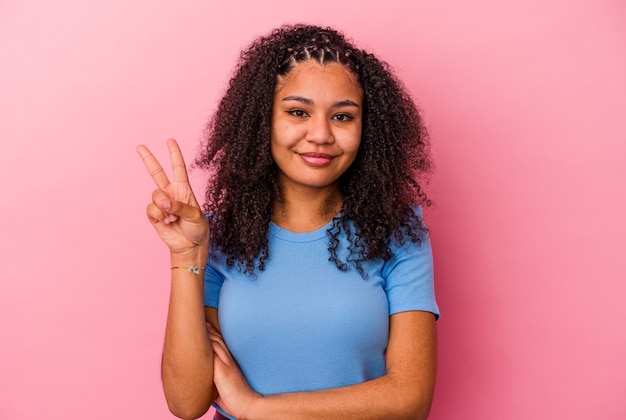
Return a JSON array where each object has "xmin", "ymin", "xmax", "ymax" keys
[
  {"xmin": 288, "ymin": 109, "xmax": 308, "ymax": 117},
  {"xmin": 333, "ymin": 113, "xmax": 353, "ymax": 122}
]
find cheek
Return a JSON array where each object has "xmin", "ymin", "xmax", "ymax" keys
[
  {"xmin": 269, "ymin": 124, "xmax": 285, "ymax": 155},
  {"xmin": 348, "ymin": 134, "xmax": 362, "ymax": 155},
  {"xmin": 269, "ymin": 136, "xmax": 282, "ymax": 164},
  {"xmin": 345, "ymin": 137, "xmax": 362, "ymax": 167},
  {"xmin": 271, "ymin": 120, "xmax": 302, "ymax": 147}
]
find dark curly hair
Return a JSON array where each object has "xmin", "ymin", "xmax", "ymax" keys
[{"xmin": 196, "ymin": 24, "xmax": 432, "ymax": 275}]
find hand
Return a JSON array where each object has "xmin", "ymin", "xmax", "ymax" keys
[
  {"xmin": 137, "ymin": 139, "xmax": 210, "ymax": 255},
  {"xmin": 207, "ymin": 323, "xmax": 262, "ymax": 419}
]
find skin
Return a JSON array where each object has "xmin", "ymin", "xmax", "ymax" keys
[{"xmin": 138, "ymin": 61, "xmax": 437, "ymax": 420}]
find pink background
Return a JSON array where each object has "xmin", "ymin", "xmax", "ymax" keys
[{"xmin": 1, "ymin": 1, "xmax": 625, "ymax": 418}]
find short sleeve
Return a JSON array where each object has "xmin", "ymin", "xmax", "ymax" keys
[
  {"xmin": 382, "ymin": 208, "xmax": 439, "ymax": 319},
  {"xmin": 203, "ymin": 252, "xmax": 226, "ymax": 308}
]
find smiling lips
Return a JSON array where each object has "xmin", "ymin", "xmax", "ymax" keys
[{"xmin": 298, "ymin": 152, "xmax": 335, "ymax": 166}]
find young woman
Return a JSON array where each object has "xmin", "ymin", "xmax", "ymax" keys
[{"xmin": 137, "ymin": 24, "xmax": 439, "ymax": 420}]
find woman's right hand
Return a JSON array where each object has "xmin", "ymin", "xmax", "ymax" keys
[{"xmin": 136, "ymin": 138, "xmax": 210, "ymax": 255}]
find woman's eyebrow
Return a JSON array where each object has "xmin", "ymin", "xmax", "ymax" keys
[
  {"xmin": 333, "ymin": 99, "xmax": 360, "ymax": 108},
  {"xmin": 282, "ymin": 95, "xmax": 360, "ymax": 108},
  {"xmin": 282, "ymin": 95, "xmax": 313, "ymax": 105}
]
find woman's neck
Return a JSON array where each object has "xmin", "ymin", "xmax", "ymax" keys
[{"xmin": 272, "ymin": 183, "xmax": 342, "ymax": 233}]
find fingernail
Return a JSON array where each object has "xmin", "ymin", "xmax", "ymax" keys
[
  {"xmin": 168, "ymin": 214, "xmax": 177, "ymax": 222},
  {"xmin": 161, "ymin": 200, "xmax": 170, "ymax": 211}
]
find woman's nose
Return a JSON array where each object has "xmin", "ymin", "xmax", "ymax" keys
[{"xmin": 306, "ymin": 115, "xmax": 334, "ymax": 144}]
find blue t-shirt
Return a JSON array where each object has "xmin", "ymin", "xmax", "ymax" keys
[{"xmin": 204, "ymin": 208, "xmax": 439, "ymax": 401}]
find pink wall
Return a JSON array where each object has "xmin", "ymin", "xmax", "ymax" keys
[{"xmin": 1, "ymin": 1, "xmax": 624, "ymax": 418}]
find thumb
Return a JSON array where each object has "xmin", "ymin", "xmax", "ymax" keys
[{"xmin": 166, "ymin": 199, "xmax": 204, "ymax": 222}]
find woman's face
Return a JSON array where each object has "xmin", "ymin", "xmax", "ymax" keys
[{"xmin": 270, "ymin": 60, "xmax": 363, "ymax": 193}]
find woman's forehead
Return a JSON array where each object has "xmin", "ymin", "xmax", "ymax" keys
[{"xmin": 275, "ymin": 60, "xmax": 362, "ymax": 95}]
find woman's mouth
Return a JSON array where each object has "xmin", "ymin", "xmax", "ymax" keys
[{"xmin": 298, "ymin": 152, "xmax": 334, "ymax": 166}]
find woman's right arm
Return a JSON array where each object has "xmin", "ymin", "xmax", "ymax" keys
[
  {"xmin": 137, "ymin": 139, "xmax": 217, "ymax": 419},
  {"xmin": 162, "ymin": 246, "xmax": 217, "ymax": 419}
]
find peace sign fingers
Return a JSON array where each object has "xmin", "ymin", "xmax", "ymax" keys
[
  {"xmin": 137, "ymin": 139, "xmax": 209, "ymax": 254},
  {"xmin": 137, "ymin": 138, "xmax": 192, "ymax": 187}
]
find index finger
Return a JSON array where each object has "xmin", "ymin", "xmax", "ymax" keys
[
  {"xmin": 166, "ymin": 138, "xmax": 190, "ymax": 183},
  {"xmin": 136, "ymin": 144, "xmax": 170, "ymax": 189}
]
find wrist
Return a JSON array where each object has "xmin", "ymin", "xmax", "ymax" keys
[
  {"xmin": 243, "ymin": 393, "xmax": 267, "ymax": 420},
  {"xmin": 170, "ymin": 245, "xmax": 208, "ymax": 266}
]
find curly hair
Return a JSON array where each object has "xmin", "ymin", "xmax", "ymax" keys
[{"xmin": 196, "ymin": 24, "xmax": 432, "ymax": 275}]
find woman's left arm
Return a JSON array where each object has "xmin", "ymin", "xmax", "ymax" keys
[{"xmin": 208, "ymin": 310, "xmax": 437, "ymax": 420}]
